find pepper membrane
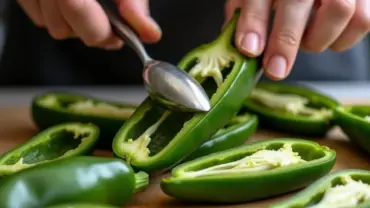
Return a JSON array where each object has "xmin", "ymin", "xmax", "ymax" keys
[{"xmin": 160, "ymin": 138, "xmax": 336, "ymax": 203}]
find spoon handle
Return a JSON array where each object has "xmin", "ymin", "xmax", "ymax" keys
[{"xmin": 99, "ymin": 0, "xmax": 151, "ymax": 64}]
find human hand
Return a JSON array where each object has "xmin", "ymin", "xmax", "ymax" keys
[
  {"xmin": 17, "ymin": 0, "xmax": 162, "ymax": 50},
  {"xmin": 225, "ymin": 0, "xmax": 370, "ymax": 80}
]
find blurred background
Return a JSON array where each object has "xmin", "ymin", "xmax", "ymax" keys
[{"xmin": 0, "ymin": 0, "xmax": 368, "ymax": 106}]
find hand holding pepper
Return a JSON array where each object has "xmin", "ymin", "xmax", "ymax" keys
[
  {"xmin": 225, "ymin": 0, "xmax": 370, "ymax": 80},
  {"xmin": 16, "ymin": 0, "xmax": 162, "ymax": 50}
]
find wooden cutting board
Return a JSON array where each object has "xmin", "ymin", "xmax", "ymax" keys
[{"xmin": 1, "ymin": 101, "xmax": 370, "ymax": 208}]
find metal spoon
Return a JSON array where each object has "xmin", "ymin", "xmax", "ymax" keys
[{"xmin": 98, "ymin": 1, "xmax": 211, "ymax": 112}]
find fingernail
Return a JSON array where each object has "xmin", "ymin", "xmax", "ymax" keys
[
  {"xmin": 266, "ymin": 55, "xmax": 287, "ymax": 79},
  {"xmin": 241, "ymin": 33, "xmax": 260, "ymax": 55}
]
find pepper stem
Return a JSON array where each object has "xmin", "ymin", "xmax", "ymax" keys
[{"xmin": 134, "ymin": 171, "xmax": 149, "ymax": 192}]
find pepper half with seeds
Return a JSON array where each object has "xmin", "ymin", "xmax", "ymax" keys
[
  {"xmin": 0, "ymin": 122, "xmax": 99, "ymax": 176},
  {"xmin": 31, "ymin": 92, "xmax": 136, "ymax": 149},
  {"xmin": 270, "ymin": 169, "xmax": 370, "ymax": 208},
  {"xmin": 112, "ymin": 10, "xmax": 258, "ymax": 173},
  {"xmin": 184, "ymin": 109, "xmax": 258, "ymax": 162},
  {"xmin": 160, "ymin": 138, "xmax": 336, "ymax": 203},
  {"xmin": 243, "ymin": 82, "xmax": 339, "ymax": 137},
  {"xmin": 334, "ymin": 105, "xmax": 370, "ymax": 154}
]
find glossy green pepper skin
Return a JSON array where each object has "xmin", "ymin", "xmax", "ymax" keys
[
  {"xmin": 270, "ymin": 169, "xmax": 370, "ymax": 208},
  {"xmin": 31, "ymin": 92, "xmax": 137, "ymax": 149},
  {"xmin": 243, "ymin": 82, "xmax": 339, "ymax": 137},
  {"xmin": 160, "ymin": 138, "xmax": 336, "ymax": 203},
  {"xmin": 46, "ymin": 204, "xmax": 120, "ymax": 208},
  {"xmin": 112, "ymin": 10, "xmax": 258, "ymax": 174},
  {"xmin": 0, "ymin": 156, "xmax": 149, "ymax": 208},
  {"xmin": 334, "ymin": 105, "xmax": 370, "ymax": 154},
  {"xmin": 0, "ymin": 122, "xmax": 99, "ymax": 176},
  {"xmin": 184, "ymin": 111, "xmax": 258, "ymax": 162}
]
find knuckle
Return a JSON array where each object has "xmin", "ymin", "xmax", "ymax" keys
[
  {"xmin": 275, "ymin": 29, "xmax": 300, "ymax": 47},
  {"xmin": 60, "ymin": 0, "xmax": 87, "ymax": 14},
  {"xmin": 330, "ymin": 0, "xmax": 356, "ymax": 16}
]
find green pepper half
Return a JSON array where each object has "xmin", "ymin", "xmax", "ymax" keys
[
  {"xmin": 0, "ymin": 122, "xmax": 99, "ymax": 176},
  {"xmin": 0, "ymin": 156, "xmax": 149, "ymax": 208},
  {"xmin": 184, "ymin": 109, "xmax": 258, "ymax": 162},
  {"xmin": 334, "ymin": 105, "xmax": 370, "ymax": 154},
  {"xmin": 160, "ymin": 138, "xmax": 336, "ymax": 203},
  {"xmin": 112, "ymin": 10, "xmax": 258, "ymax": 173},
  {"xmin": 31, "ymin": 92, "xmax": 137, "ymax": 149},
  {"xmin": 243, "ymin": 82, "xmax": 339, "ymax": 137},
  {"xmin": 270, "ymin": 169, "xmax": 370, "ymax": 208}
]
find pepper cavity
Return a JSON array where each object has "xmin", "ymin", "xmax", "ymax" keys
[
  {"xmin": 250, "ymin": 88, "xmax": 333, "ymax": 119},
  {"xmin": 0, "ymin": 122, "xmax": 99, "ymax": 176}
]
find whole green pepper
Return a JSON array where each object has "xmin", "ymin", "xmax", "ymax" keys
[
  {"xmin": 160, "ymin": 138, "xmax": 336, "ymax": 203},
  {"xmin": 270, "ymin": 169, "xmax": 370, "ymax": 208},
  {"xmin": 334, "ymin": 105, "xmax": 370, "ymax": 154},
  {"xmin": 31, "ymin": 92, "xmax": 137, "ymax": 149},
  {"xmin": 112, "ymin": 10, "xmax": 258, "ymax": 173},
  {"xmin": 0, "ymin": 156, "xmax": 149, "ymax": 208},
  {"xmin": 47, "ymin": 204, "xmax": 120, "ymax": 208},
  {"xmin": 0, "ymin": 122, "xmax": 99, "ymax": 176},
  {"xmin": 184, "ymin": 110, "xmax": 258, "ymax": 162},
  {"xmin": 243, "ymin": 82, "xmax": 339, "ymax": 137}
]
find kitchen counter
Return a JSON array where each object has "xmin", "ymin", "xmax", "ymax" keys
[{"xmin": 0, "ymin": 81, "xmax": 368, "ymax": 106}]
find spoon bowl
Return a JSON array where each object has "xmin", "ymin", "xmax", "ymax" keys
[{"xmin": 99, "ymin": 0, "xmax": 211, "ymax": 113}]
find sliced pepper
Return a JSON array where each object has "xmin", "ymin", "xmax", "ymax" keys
[
  {"xmin": 334, "ymin": 105, "xmax": 370, "ymax": 154},
  {"xmin": 112, "ymin": 10, "xmax": 258, "ymax": 173},
  {"xmin": 160, "ymin": 138, "xmax": 336, "ymax": 203},
  {"xmin": 184, "ymin": 109, "xmax": 258, "ymax": 162},
  {"xmin": 31, "ymin": 92, "xmax": 137, "ymax": 149},
  {"xmin": 243, "ymin": 82, "xmax": 339, "ymax": 137},
  {"xmin": 0, "ymin": 122, "xmax": 99, "ymax": 176},
  {"xmin": 270, "ymin": 169, "xmax": 370, "ymax": 208},
  {"xmin": 0, "ymin": 156, "xmax": 149, "ymax": 208}
]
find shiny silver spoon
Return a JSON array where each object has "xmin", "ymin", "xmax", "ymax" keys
[{"xmin": 99, "ymin": 1, "xmax": 211, "ymax": 112}]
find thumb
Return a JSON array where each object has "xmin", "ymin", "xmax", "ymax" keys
[{"xmin": 117, "ymin": 0, "xmax": 162, "ymax": 43}]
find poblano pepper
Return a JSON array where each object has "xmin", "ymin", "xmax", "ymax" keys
[
  {"xmin": 160, "ymin": 138, "xmax": 336, "ymax": 203},
  {"xmin": 0, "ymin": 156, "xmax": 149, "ymax": 208},
  {"xmin": 184, "ymin": 109, "xmax": 258, "ymax": 162},
  {"xmin": 243, "ymin": 82, "xmax": 339, "ymax": 137},
  {"xmin": 334, "ymin": 105, "xmax": 370, "ymax": 154},
  {"xmin": 112, "ymin": 10, "xmax": 258, "ymax": 173},
  {"xmin": 270, "ymin": 169, "xmax": 370, "ymax": 208},
  {"xmin": 47, "ymin": 204, "xmax": 120, "ymax": 208},
  {"xmin": 0, "ymin": 122, "xmax": 99, "ymax": 176},
  {"xmin": 31, "ymin": 92, "xmax": 136, "ymax": 149}
]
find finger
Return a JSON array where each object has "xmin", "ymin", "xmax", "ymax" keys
[
  {"xmin": 235, "ymin": 0, "xmax": 272, "ymax": 57},
  {"xmin": 302, "ymin": 0, "xmax": 356, "ymax": 52},
  {"xmin": 118, "ymin": 0, "xmax": 162, "ymax": 43},
  {"xmin": 263, "ymin": 0, "xmax": 315, "ymax": 80},
  {"xmin": 224, "ymin": 0, "xmax": 241, "ymax": 26},
  {"xmin": 58, "ymin": 0, "xmax": 123, "ymax": 48},
  {"xmin": 330, "ymin": 0, "xmax": 370, "ymax": 52},
  {"xmin": 16, "ymin": 0, "xmax": 44, "ymax": 27},
  {"xmin": 39, "ymin": 0, "xmax": 73, "ymax": 40}
]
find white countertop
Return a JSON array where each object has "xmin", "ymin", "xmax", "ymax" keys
[{"xmin": 0, "ymin": 81, "xmax": 369, "ymax": 106}]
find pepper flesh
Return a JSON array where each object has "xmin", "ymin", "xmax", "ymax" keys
[
  {"xmin": 112, "ymin": 10, "xmax": 258, "ymax": 173},
  {"xmin": 31, "ymin": 92, "xmax": 137, "ymax": 149},
  {"xmin": 244, "ymin": 82, "xmax": 339, "ymax": 137},
  {"xmin": 335, "ymin": 105, "xmax": 370, "ymax": 155},
  {"xmin": 0, "ymin": 122, "xmax": 99, "ymax": 176},
  {"xmin": 160, "ymin": 138, "xmax": 336, "ymax": 203},
  {"xmin": 270, "ymin": 169, "xmax": 370, "ymax": 208},
  {"xmin": 46, "ymin": 204, "xmax": 120, "ymax": 208},
  {"xmin": 0, "ymin": 156, "xmax": 149, "ymax": 208}
]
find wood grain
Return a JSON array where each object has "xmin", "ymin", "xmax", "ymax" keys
[{"xmin": 0, "ymin": 102, "xmax": 369, "ymax": 208}]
